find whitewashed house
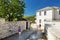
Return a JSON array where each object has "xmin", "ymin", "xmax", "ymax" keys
[
  {"xmin": 36, "ymin": 6, "xmax": 60, "ymax": 40},
  {"xmin": 36, "ymin": 6, "xmax": 60, "ymax": 31}
]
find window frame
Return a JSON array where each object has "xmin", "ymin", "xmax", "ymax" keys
[
  {"xmin": 39, "ymin": 19, "xmax": 41, "ymax": 23},
  {"xmin": 44, "ymin": 11, "xmax": 46, "ymax": 15},
  {"xmin": 39, "ymin": 24, "xmax": 41, "ymax": 27},
  {"xmin": 39, "ymin": 11, "xmax": 41, "ymax": 16},
  {"xmin": 59, "ymin": 10, "xmax": 60, "ymax": 15}
]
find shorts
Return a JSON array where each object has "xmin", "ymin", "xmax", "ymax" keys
[{"xmin": 19, "ymin": 32, "xmax": 21, "ymax": 35}]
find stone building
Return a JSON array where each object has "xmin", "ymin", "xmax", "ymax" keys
[
  {"xmin": 36, "ymin": 6, "xmax": 60, "ymax": 40},
  {"xmin": 36, "ymin": 6, "xmax": 60, "ymax": 31}
]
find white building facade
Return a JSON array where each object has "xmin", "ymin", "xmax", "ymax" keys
[{"xmin": 36, "ymin": 7, "xmax": 60, "ymax": 31}]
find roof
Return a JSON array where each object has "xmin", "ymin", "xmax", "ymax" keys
[
  {"xmin": 21, "ymin": 18, "xmax": 29, "ymax": 21},
  {"xmin": 37, "ymin": 6, "xmax": 60, "ymax": 12},
  {"xmin": 21, "ymin": 18, "xmax": 28, "ymax": 21}
]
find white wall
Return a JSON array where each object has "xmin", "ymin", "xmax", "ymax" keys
[
  {"xmin": 36, "ymin": 10, "xmax": 53, "ymax": 28},
  {"xmin": 47, "ymin": 22, "xmax": 60, "ymax": 40},
  {"xmin": 47, "ymin": 28, "xmax": 60, "ymax": 40},
  {"xmin": 44, "ymin": 10, "xmax": 53, "ymax": 21},
  {"xmin": 36, "ymin": 12, "xmax": 40, "ymax": 25},
  {"xmin": 47, "ymin": 29, "xmax": 57, "ymax": 40},
  {"xmin": 52, "ymin": 21, "xmax": 60, "ymax": 29},
  {"xmin": 31, "ymin": 23, "xmax": 38, "ymax": 30}
]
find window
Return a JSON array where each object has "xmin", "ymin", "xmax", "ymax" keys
[
  {"xmin": 39, "ymin": 12, "xmax": 41, "ymax": 15},
  {"xmin": 59, "ymin": 10, "xmax": 60, "ymax": 15},
  {"xmin": 39, "ymin": 24, "xmax": 41, "ymax": 27},
  {"xmin": 44, "ymin": 19, "xmax": 46, "ymax": 21},
  {"xmin": 44, "ymin": 11, "xmax": 46, "ymax": 15},
  {"xmin": 39, "ymin": 20, "xmax": 41, "ymax": 23}
]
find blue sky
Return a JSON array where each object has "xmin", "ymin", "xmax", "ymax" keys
[{"xmin": 24, "ymin": 0, "xmax": 60, "ymax": 16}]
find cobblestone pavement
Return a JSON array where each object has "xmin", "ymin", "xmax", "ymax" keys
[{"xmin": 1, "ymin": 30, "xmax": 46, "ymax": 40}]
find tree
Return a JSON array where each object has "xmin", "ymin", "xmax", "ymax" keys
[{"xmin": 0, "ymin": 0, "xmax": 25, "ymax": 21}]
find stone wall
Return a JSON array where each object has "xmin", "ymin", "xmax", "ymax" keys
[
  {"xmin": 47, "ymin": 21, "xmax": 60, "ymax": 40},
  {"xmin": 47, "ymin": 28, "xmax": 60, "ymax": 40},
  {"xmin": 0, "ymin": 18, "xmax": 5, "ymax": 25},
  {"xmin": 31, "ymin": 23, "xmax": 38, "ymax": 30},
  {"xmin": 0, "ymin": 21, "xmax": 27, "ymax": 39}
]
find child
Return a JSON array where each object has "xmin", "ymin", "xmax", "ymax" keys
[{"xmin": 18, "ymin": 26, "xmax": 21, "ymax": 35}]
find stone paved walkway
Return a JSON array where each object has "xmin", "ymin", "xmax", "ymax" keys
[
  {"xmin": 1, "ymin": 30, "xmax": 46, "ymax": 40},
  {"xmin": 1, "ymin": 30, "xmax": 34, "ymax": 40}
]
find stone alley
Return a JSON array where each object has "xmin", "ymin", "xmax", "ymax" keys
[{"xmin": 1, "ymin": 30, "xmax": 46, "ymax": 40}]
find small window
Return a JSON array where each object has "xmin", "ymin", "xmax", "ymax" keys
[
  {"xmin": 44, "ymin": 19, "xmax": 46, "ymax": 21},
  {"xmin": 44, "ymin": 11, "xmax": 46, "ymax": 15},
  {"xmin": 39, "ymin": 24, "xmax": 41, "ymax": 27},
  {"xmin": 39, "ymin": 20, "xmax": 41, "ymax": 23},
  {"xmin": 39, "ymin": 12, "xmax": 41, "ymax": 15},
  {"xmin": 59, "ymin": 10, "xmax": 60, "ymax": 15}
]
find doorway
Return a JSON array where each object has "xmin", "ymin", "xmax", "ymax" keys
[{"xmin": 26, "ymin": 22, "xmax": 28, "ymax": 29}]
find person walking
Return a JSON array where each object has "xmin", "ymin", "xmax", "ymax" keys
[{"xmin": 18, "ymin": 26, "xmax": 21, "ymax": 35}]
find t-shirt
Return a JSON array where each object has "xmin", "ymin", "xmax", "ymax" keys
[{"xmin": 18, "ymin": 29, "xmax": 21, "ymax": 32}]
